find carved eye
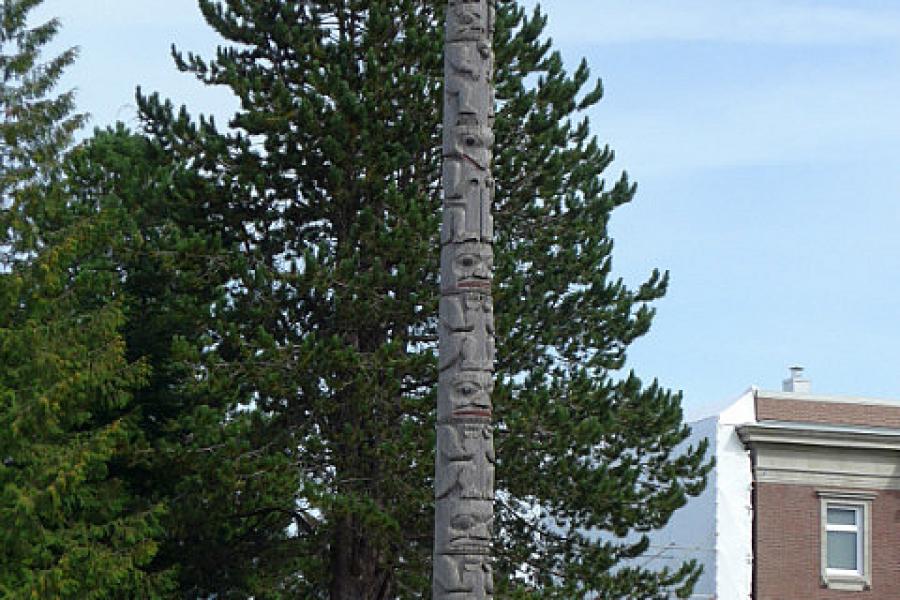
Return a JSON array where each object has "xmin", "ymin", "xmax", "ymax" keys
[
  {"xmin": 464, "ymin": 135, "xmax": 478, "ymax": 147},
  {"xmin": 458, "ymin": 254, "xmax": 478, "ymax": 268},
  {"xmin": 457, "ymin": 382, "xmax": 480, "ymax": 397}
]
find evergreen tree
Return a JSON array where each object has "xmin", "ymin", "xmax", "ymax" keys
[
  {"xmin": 138, "ymin": 1, "xmax": 712, "ymax": 597},
  {"xmin": 3, "ymin": 1, "xmax": 304, "ymax": 593},
  {"xmin": 0, "ymin": 170, "xmax": 175, "ymax": 598},
  {"xmin": 1, "ymin": 0, "xmax": 82, "ymax": 261},
  {"xmin": 65, "ymin": 127, "xmax": 306, "ymax": 598},
  {"xmin": 0, "ymin": 2, "xmax": 173, "ymax": 596}
]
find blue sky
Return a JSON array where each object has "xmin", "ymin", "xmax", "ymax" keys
[{"xmin": 36, "ymin": 1, "xmax": 900, "ymax": 418}]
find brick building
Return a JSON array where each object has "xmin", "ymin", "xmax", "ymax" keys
[{"xmin": 644, "ymin": 369, "xmax": 900, "ymax": 599}]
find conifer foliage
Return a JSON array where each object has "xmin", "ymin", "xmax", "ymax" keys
[
  {"xmin": 0, "ymin": 2, "xmax": 173, "ymax": 596},
  {"xmin": 139, "ymin": 1, "xmax": 712, "ymax": 598},
  {"xmin": 67, "ymin": 126, "xmax": 307, "ymax": 599},
  {"xmin": 3, "ymin": 1, "xmax": 303, "ymax": 596}
]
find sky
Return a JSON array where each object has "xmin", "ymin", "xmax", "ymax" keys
[{"xmin": 35, "ymin": 0, "xmax": 900, "ymax": 419}]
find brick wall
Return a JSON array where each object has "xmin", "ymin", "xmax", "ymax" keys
[
  {"xmin": 756, "ymin": 397, "xmax": 900, "ymax": 429},
  {"xmin": 755, "ymin": 483, "xmax": 900, "ymax": 599}
]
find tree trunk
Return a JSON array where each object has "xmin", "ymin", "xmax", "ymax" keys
[{"xmin": 330, "ymin": 514, "xmax": 394, "ymax": 600}]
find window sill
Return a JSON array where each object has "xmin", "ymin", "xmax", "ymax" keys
[{"xmin": 823, "ymin": 574, "xmax": 869, "ymax": 592}]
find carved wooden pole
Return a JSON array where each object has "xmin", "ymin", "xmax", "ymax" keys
[{"xmin": 434, "ymin": 1, "xmax": 496, "ymax": 598}]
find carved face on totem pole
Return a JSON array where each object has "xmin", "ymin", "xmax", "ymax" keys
[
  {"xmin": 438, "ymin": 370, "xmax": 494, "ymax": 419},
  {"xmin": 441, "ymin": 242, "xmax": 493, "ymax": 292},
  {"xmin": 435, "ymin": 499, "xmax": 494, "ymax": 555},
  {"xmin": 447, "ymin": 0, "xmax": 495, "ymax": 41}
]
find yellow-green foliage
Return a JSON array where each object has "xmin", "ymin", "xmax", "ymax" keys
[{"xmin": 0, "ymin": 1, "xmax": 174, "ymax": 596}]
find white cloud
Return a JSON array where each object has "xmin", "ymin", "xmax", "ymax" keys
[{"xmin": 532, "ymin": 0, "xmax": 900, "ymax": 46}]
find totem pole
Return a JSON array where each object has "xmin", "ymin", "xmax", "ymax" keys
[{"xmin": 434, "ymin": 1, "xmax": 496, "ymax": 598}]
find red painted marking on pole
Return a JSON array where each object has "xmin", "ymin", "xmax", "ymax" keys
[{"xmin": 452, "ymin": 410, "xmax": 493, "ymax": 418}]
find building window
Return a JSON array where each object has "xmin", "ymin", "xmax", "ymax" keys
[
  {"xmin": 826, "ymin": 505, "xmax": 862, "ymax": 573},
  {"xmin": 818, "ymin": 491, "xmax": 874, "ymax": 591}
]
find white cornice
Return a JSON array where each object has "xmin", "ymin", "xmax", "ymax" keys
[{"xmin": 737, "ymin": 423, "xmax": 900, "ymax": 451}]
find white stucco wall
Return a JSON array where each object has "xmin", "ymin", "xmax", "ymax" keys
[
  {"xmin": 639, "ymin": 388, "xmax": 756, "ymax": 599},
  {"xmin": 714, "ymin": 389, "xmax": 755, "ymax": 599}
]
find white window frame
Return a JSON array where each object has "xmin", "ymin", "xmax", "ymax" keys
[
  {"xmin": 825, "ymin": 504, "xmax": 863, "ymax": 576},
  {"xmin": 818, "ymin": 491, "xmax": 874, "ymax": 592}
]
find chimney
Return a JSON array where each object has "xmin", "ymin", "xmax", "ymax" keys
[{"xmin": 782, "ymin": 366, "xmax": 810, "ymax": 393}]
